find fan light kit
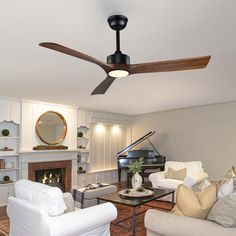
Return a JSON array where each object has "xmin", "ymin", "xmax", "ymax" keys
[
  {"xmin": 108, "ymin": 69, "xmax": 129, "ymax": 78},
  {"xmin": 39, "ymin": 15, "xmax": 211, "ymax": 95}
]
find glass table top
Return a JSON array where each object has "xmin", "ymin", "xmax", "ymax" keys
[{"xmin": 97, "ymin": 188, "xmax": 175, "ymax": 207}]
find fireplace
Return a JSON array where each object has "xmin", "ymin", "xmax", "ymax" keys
[
  {"xmin": 35, "ymin": 167, "xmax": 65, "ymax": 190},
  {"xmin": 28, "ymin": 160, "xmax": 72, "ymax": 192}
]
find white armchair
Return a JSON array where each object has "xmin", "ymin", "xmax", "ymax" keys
[
  {"xmin": 7, "ymin": 180, "xmax": 117, "ymax": 236},
  {"xmin": 149, "ymin": 161, "xmax": 208, "ymax": 190}
]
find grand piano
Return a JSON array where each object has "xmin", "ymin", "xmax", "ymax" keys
[{"xmin": 117, "ymin": 131, "xmax": 166, "ymax": 184}]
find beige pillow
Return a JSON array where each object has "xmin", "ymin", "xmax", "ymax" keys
[
  {"xmin": 172, "ymin": 184, "xmax": 217, "ymax": 219},
  {"xmin": 207, "ymin": 192, "xmax": 236, "ymax": 227},
  {"xmin": 166, "ymin": 167, "xmax": 187, "ymax": 180}
]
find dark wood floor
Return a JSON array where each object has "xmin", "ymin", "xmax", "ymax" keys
[{"xmin": 0, "ymin": 205, "xmax": 7, "ymax": 221}]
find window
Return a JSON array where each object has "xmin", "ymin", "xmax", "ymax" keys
[{"xmin": 90, "ymin": 123, "xmax": 130, "ymax": 172}]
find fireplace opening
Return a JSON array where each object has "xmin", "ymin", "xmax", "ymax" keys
[
  {"xmin": 28, "ymin": 160, "xmax": 72, "ymax": 192},
  {"xmin": 35, "ymin": 168, "xmax": 65, "ymax": 191}
]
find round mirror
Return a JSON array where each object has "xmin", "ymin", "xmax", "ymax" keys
[{"xmin": 36, "ymin": 111, "xmax": 67, "ymax": 145}]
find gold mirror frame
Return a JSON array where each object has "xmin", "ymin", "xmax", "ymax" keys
[{"xmin": 35, "ymin": 111, "xmax": 67, "ymax": 145}]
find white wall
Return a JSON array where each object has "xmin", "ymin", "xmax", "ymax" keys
[
  {"xmin": 132, "ymin": 102, "xmax": 236, "ymax": 180},
  {"xmin": 21, "ymin": 100, "xmax": 77, "ymax": 151}
]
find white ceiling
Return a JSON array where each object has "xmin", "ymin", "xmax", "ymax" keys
[{"xmin": 0, "ymin": 0, "xmax": 236, "ymax": 115}]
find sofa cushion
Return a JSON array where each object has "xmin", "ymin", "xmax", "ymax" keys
[
  {"xmin": 15, "ymin": 179, "xmax": 66, "ymax": 216},
  {"xmin": 166, "ymin": 167, "xmax": 187, "ymax": 180},
  {"xmin": 172, "ymin": 184, "xmax": 217, "ymax": 219},
  {"xmin": 207, "ymin": 192, "xmax": 236, "ymax": 227}
]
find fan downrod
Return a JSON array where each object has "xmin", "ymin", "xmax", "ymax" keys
[{"xmin": 107, "ymin": 15, "xmax": 130, "ymax": 65}]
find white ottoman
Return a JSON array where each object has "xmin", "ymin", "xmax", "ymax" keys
[{"xmin": 73, "ymin": 185, "xmax": 117, "ymax": 208}]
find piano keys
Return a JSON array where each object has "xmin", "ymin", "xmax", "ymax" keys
[{"xmin": 117, "ymin": 131, "xmax": 166, "ymax": 183}]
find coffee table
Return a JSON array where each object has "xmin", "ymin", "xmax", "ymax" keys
[{"xmin": 97, "ymin": 188, "xmax": 175, "ymax": 236}]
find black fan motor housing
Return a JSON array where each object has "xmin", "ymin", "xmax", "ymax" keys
[{"xmin": 107, "ymin": 52, "xmax": 130, "ymax": 64}]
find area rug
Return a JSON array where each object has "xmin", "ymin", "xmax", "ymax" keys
[
  {"xmin": 0, "ymin": 201, "xmax": 172, "ymax": 236},
  {"xmin": 0, "ymin": 220, "xmax": 9, "ymax": 236},
  {"xmin": 111, "ymin": 200, "xmax": 173, "ymax": 236}
]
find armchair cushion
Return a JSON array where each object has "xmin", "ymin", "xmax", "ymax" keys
[
  {"xmin": 149, "ymin": 171, "xmax": 166, "ymax": 183},
  {"xmin": 156, "ymin": 179, "xmax": 184, "ymax": 190},
  {"xmin": 183, "ymin": 161, "xmax": 203, "ymax": 176},
  {"xmin": 15, "ymin": 179, "xmax": 66, "ymax": 216}
]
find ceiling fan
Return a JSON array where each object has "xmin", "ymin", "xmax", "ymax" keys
[{"xmin": 39, "ymin": 15, "xmax": 211, "ymax": 95}]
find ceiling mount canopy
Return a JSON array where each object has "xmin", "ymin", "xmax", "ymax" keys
[{"xmin": 39, "ymin": 14, "xmax": 211, "ymax": 95}]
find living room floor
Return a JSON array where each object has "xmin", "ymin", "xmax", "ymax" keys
[
  {"xmin": 0, "ymin": 206, "xmax": 7, "ymax": 221},
  {"xmin": 0, "ymin": 181, "xmax": 173, "ymax": 236}
]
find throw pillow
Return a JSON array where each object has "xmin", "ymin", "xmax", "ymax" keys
[
  {"xmin": 207, "ymin": 192, "xmax": 236, "ymax": 227},
  {"xmin": 172, "ymin": 184, "xmax": 217, "ymax": 219},
  {"xmin": 218, "ymin": 179, "xmax": 234, "ymax": 199},
  {"xmin": 166, "ymin": 167, "xmax": 187, "ymax": 180},
  {"xmin": 219, "ymin": 166, "xmax": 236, "ymax": 186},
  {"xmin": 199, "ymin": 179, "xmax": 212, "ymax": 191},
  {"xmin": 63, "ymin": 192, "xmax": 75, "ymax": 213}
]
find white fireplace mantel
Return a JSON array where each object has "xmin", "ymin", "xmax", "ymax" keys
[{"xmin": 19, "ymin": 150, "xmax": 78, "ymax": 188}]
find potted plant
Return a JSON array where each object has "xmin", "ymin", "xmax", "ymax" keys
[
  {"xmin": 128, "ymin": 157, "xmax": 144, "ymax": 191},
  {"xmin": 2, "ymin": 129, "xmax": 10, "ymax": 136},
  {"xmin": 77, "ymin": 132, "xmax": 83, "ymax": 138}
]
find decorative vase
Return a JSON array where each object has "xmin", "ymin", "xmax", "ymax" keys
[{"xmin": 131, "ymin": 172, "xmax": 142, "ymax": 191}]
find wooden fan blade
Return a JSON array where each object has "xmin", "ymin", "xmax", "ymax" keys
[
  {"xmin": 39, "ymin": 42, "xmax": 112, "ymax": 73},
  {"xmin": 91, "ymin": 76, "xmax": 116, "ymax": 95},
  {"xmin": 128, "ymin": 56, "xmax": 211, "ymax": 74}
]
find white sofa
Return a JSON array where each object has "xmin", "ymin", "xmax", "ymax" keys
[
  {"xmin": 145, "ymin": 209, "xmax": 236, "ymax": 236},
  {"xmin": 7, "ymin": 179, "xmax": 117, "ymax": 236},
  {"xmin": 149, "ymin": 161, "xmax": 208, "ymax": 190}
]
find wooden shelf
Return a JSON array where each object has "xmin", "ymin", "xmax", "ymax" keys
[
  {"xmin": 0, "ymin": 152, "xmax": 19, "ymax": 157},
  {"xmin": 0, "ymin": 182, "xmax": 15, "ymax": 187},
  {"xmin": 78, "ymin": 162, "xmax": 90, "ymax": 165},
  {"xmin": 77, "ymin": 137, "xmax": 89, "ymax": 140},
  {"xmin": 77, "ymin": 149, "xmax": 90, "ymax": 153},
  {"xmin": 0, "ymin": 168, "xmax": 19, "ymax": 172},
  {"xmin": 0, "ymin": 136, "xmax": 20, "ymax": 139}
]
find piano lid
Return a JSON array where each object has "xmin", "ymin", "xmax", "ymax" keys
[{"xmin": 117, "ymin": 131, "xmax": 157, "ymax": 157}]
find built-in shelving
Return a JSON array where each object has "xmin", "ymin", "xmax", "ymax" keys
[
  {"xmin": 77, "ymin": 110, "xmax": 91, "ymax": 174},
  {"xmin": 0, "ymin": 168, "xmax": 19, "ymax": 172},
  {"xmin": 0, "ymin": 124, "xmax": 19, "ymax": 206},
  {"xmin": 0, "ymin": 121, "xmax": 20, "ymax": 185}
]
